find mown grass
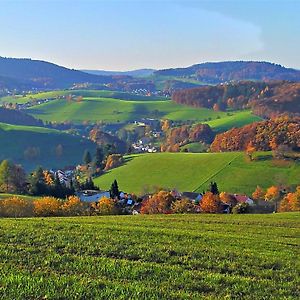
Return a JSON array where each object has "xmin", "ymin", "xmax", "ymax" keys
[
  {"xmin": 94, "ymin": 152, "xmax": 300, "ymax": 195},
  {"xmin": 0, "ymin": 213, "xmax": 299, "ymax": 299},
  {"xmin": 0, "ymin": 122, "xmax": 95, "ymax": 170}
]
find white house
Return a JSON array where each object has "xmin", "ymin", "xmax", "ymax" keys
[{"xmin": 76, "ymin": 190, "xmax": 110, "ymax": 202}]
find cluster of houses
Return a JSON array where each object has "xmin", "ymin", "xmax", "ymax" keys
[{"xmin": 75, "ymin": 188, "xmax": 260, "ymax": 214}]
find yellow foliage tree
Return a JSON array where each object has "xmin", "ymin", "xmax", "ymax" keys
[
  {"xmin": 62, "ymin": 196, "xmax": 86, "ymax": 216},
  {"xmin": 33, "ymin": 197, "xmax": 62, "ymax": 216},
  {"xmin": 94, "ymin": 197, "xmax": 116, "ymax": 215},
  {"xmin": 265, "ymin": 186, "xmax": 280, "ymax": 211},
  {"xmin": 171, "ymin": 198, "xmax": 195, "ymax": 213}
]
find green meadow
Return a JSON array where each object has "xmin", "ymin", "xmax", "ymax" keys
[
  {"xmin": 94, "ymin": 152, "xmax": 300, "ymax": 195},
  {"xmin": 0, "ymin": 213, "xmax": 299, "ymax": 299}
]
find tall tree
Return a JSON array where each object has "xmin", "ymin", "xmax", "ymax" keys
[
  {"xmin": 209, "ymin": 182, "xmax": 219, "ymax": 195},
  {"xmin": 0, "ymin": 160, "xmax": 12, "ymax": 192},
  {"xmin": 83, "ymin": 150, "xmax": 92, "ymax": 165},
  {"xmin": 93, "ymin": 147, "xmax": 104, "ymax": 169},
  {"xmin": 110, "ymin": 179, "xmax": 120, "ymax": 199},
  {"xmin": 29, "ymin": 166, "xmax": 47, "ymax": 196}
]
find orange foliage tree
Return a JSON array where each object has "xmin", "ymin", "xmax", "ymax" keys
[
  {"xmin": 92, "ymin": 197, "xmax": 116, "ymax": 215},
  {"xmin": 200, "ymin": 192, "xmax": 222, "ymax": 213},
  {"xmin": 141, "ymin": 190, "xmax": 175, "ymax": 214},
  {"xmin": 219, "ymin": 192, "xmax": 237, "ymax": 206},
  {"xmin": 252, "ymin": 186, "xmax": 265, "ymax": 201},
  {"xmin": 265, "ymin": 186, "xmax": 281, "ymax": 211},
  {"xmin": 279, "ymin": 186, "xmax": 300, "ymax": 212},
  {"xmin": 171, "ymin": 198, "xmax": 195, "ymax": 213},
  {"xmin": 62, "ymin": 196, "xmax": 86, "ymax": 216}
]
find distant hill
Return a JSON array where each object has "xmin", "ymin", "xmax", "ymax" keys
[
  {"xmin": 0, "ymin": 57, "xmax": 115, "ymax": 89},
  {"xmin": 82, "ymin": 69, "xmax": 155, "ymax": 77},
  {"xmin": 155, "ymin": 61, "xmax": 300, "ymax": 83},
  {"xmin": 172, "ymin": 81, "xmax": 300, "ymax": 118}
]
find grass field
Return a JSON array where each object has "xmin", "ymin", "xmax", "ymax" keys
[
  {"xmin": 206, "ymin": 110, "xmax": 262, "ymax": 132},
  {"xmin": 0, "ymin": 213, "xmax": 299, "ymax": 299},
  {"xmin": 27, "ymin": 97, "xmax": 229, "ymax": 124},
  {"xmin": 94, "ymin": 152, "xmax": 300, "ymax": 195},
  {"xmin": 0, "ymin": 122, "xmax": 95, "ymax": 170}
]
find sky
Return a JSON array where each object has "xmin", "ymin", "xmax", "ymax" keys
[{"xmin": 0, "ymin": 0, "xmax": 299, "ymax": 70}]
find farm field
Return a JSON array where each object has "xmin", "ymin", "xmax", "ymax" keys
[
  {"xmin": 94, "ymin": 152, "xmax": 300, "ymax": 195},
  {"xmin": 0, "ymin": 213, "xmax": 299, "ymax": 299},
  {"xmin": 0, "ymin": 122, "xmax": 95, "ymax": 170}
]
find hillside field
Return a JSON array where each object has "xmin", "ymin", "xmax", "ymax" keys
[
  {"xmin": 0, "ymin": 213, "xmax": 299, "ymax": 299},
  {"xmin": 95, "ymin": 152, "xmax": 300, "ymax": 195},
  {"xmin": 0, "ymin": 122, "xmax": 95, "ymax": 170}
]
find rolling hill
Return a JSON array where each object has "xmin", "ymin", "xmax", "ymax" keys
[
  {"xmin": 94, "ymin": 152, "xmax": 300, "ymax": 195},
  {"xmin": 83, "ymin": 69, "xmax": 155, "ymax": 77},
  {"xmin": 0, "ymin": 57, "xmax": 114, "ymax": 89},
  {"xmin": 0, "ymin": 122, "xmax": 96, "ymax": 170},
  {"xmin": 155, "ymin": 61, "xmax": 300, "ymax": 83}
]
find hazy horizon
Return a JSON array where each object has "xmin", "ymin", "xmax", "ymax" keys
[{"xmin": 0, "ymin": 0, "xmax": 299, "ymax": 70}]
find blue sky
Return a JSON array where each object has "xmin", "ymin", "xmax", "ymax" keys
[{"xmin": 0, "ymin": 0, "xmax": 299, "ymax": 70}]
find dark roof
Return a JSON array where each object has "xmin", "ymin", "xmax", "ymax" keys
[{"xmin": 182, "ymin": 192, "xmax": 202, "ymax": 200}]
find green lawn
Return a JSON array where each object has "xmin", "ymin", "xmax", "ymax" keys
[
  {"xmin": 94, "ymin": 152, "xmax": 300, "ymax": 195},
  {"xmin": 0, "ymin": 213, "xmax": 299, "ymax": 299},
  {"xmin": 0, "ymin": 122, "xmax": 96, "ymax": 170}
]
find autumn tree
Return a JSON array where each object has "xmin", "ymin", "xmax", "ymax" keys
[
  {"xmin": 219, "ymin": 192, "xmax": 237, "ymax": 206},
  {"xmin": 265, "ymin": 185, "xmax": 281, "ymax": 211},
  {"xmin": 33, "ymin": 197, "xmax": 62, "ymax": 216},
  {"xmin": 93, "ymin": 197, "xmax": 116, "ymax": 215},
  {"xmin": 141, "ymin": 190, "xmax": 175, "ymax": 214},
  {"xmin": 0, "ymin": 196, "xmax": 34, "ymax": 217},
  {"xmin": 200, "ymin": 191, "xmax": 222, "ymax": 213},
  {"xmin": 252, "ymin": 186, "xmax": 265, "ymax": 201},
  {"xmin": 62, "ymin": 196, "xmax": 86, "ymax": 216},
  {"xmin": 279, "ymin": 187, "xmax": 300, "ymax": 212},
  {"xmin": 246, "ymin": 142, "xmax": 256, "ymax": 161}
]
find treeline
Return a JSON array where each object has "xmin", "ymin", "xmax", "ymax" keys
[
  {"xmin": 161, "ymin": 123, "xmax": 214, "ymax": 152},
  {"xmin": 210, "ymin": 117, "xmax": 300, "ymax": 152},
  {"xmin": 172, "ymin": 81, "xmax": 300, "ymax": 118},
  {"xmin": 0, "ymin": 107, "xmax": 43, "ymax": 126},
  {"xmin": 156, "ymin": 61, "xmax": 300, "ymax": 83}
]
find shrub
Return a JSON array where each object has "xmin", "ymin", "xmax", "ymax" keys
[
  {"xmin": 0, "ymin": 196, "xmax": 34, "ymax": 217},
  {"xmin": 92, "ymin": 197, "xmax": 116, "ymax": 215},
  {"xmin": 33, "ymin": 197, "xmax": 62, "ymax": 217},
  {"xmin": 171, "ymin": 198, "xmax": 195, "ymax": 213},
  {"xmin": 232, "ymin": 202, "xmax": 250, "ymax": 214},
  {"xmin": 62, "ymin": 196, "xmax": 87, "ymax": 216}
]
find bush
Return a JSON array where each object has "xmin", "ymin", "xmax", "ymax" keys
[
  {"xmin": 91, "ymin": 197, "xmax": 117, "ymax": 215},
  {"xmin": 232, "ymin": 202, "xmax": 250, "ymax": 214},
  {"xmin": 0, "ymin": 196, "xmax": 33, "ymax": 217},
  {"xmin": 62, "ymin": 196, "xmax": 87, "ymax": 216},
  {"xmin": 171, "ymin": 198, "xmax": 195, "ymax": 213},
  {"xmin": 33, "ymin": 197, "xmax": 62, "ymax": 217}
]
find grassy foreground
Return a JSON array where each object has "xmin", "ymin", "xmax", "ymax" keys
[
  {"xmin": 95, "ymin": 152, "xmax": 300, "ymax": 195},
  {"xmin": 0, "ymin": 213, "xmax": 299, "ymax": 299}
]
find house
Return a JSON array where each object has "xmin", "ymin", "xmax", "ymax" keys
[
  {"xmin": 182, "ymin": 192, "xmax": 203, "ymax": 203},
  {"xmin": 76, "ymin": 190, "xmax": 110, "ymax": 202},
  {"xmin": 234, "ymin": 194, "xmax": 255, "ymax": 206}
]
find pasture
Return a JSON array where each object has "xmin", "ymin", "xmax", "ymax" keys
[
  {"xmin": 94, "ymin": 152, "xmax": 300, "ymax": 195},
  {"xmin": 0, "ymin": 213, "xmax": 299, "ymax": 299}
]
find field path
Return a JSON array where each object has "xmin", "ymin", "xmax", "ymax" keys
[{"xmin": 192, "ymin": 152, "xmax": 242, "ymax": 192}]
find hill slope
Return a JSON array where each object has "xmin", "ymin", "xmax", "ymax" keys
[
  {"xmin": 0, "ymin": 57, "xmax": 114, "ymax": 89},
  {"xmin": 94, "ymin": 152, "xmax": 300, "ymax": 195},
  {"xmin": 0, "ymin": 122, "xmax": 96, "ymax": 170},
  {"xmin": 156, "ymin": 61, "xmax": 300, "ymax": 83}
]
